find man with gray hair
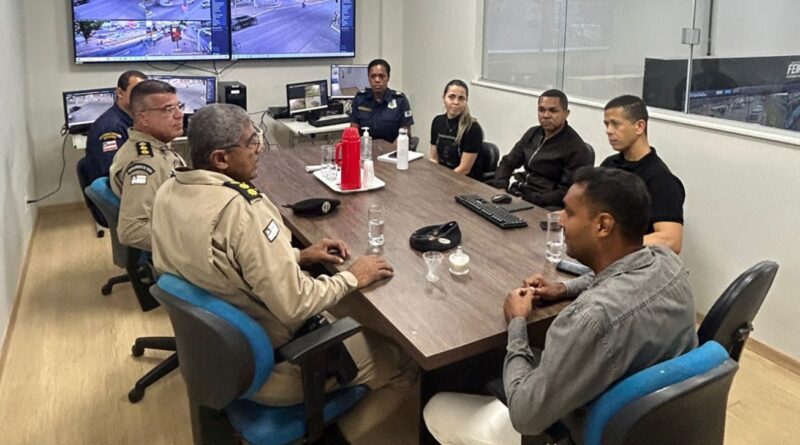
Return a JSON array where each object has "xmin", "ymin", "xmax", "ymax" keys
[
  {"xmin": 109, "ymin": 79, "xmax": 186, "ymax": 251},
  {"xmin": 150, "ymin": 104, "xmax": 418, "ymax": 441}
]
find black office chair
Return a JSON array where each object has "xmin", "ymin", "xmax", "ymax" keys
[
  {"xmin": 585, "ymin": 142, "xmax": 595, "ymax": 166},
  {"xmin": 151, "ymin": 273, "xmax": 369, "ymax": 445},
  {"xmin": 697, "ymin": 260, "xmax": 779, "ymax": 361},
  {"xmin": 76, "ymin": 157, "xmax": 107, "ymax": 237},
  {"xmin": 84, "ymin": 177, "xmax": 179, "ymax": 403},
  {"xmin": 479, "ymin": 141, "xmax": 500, "ymax": 182},
  {"xmin": 581, "ymin": 341, "xmax": 738, "ymax": 445}
]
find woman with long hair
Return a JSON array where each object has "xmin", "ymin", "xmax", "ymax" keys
[{"xmin": 429, "ymin": 79, "xmax": 487, "ymax": 179}]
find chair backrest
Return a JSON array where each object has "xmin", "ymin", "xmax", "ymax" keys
[
  {"xmin": 479, "ymin": 141, "xmax": 500, "ymax": 181},
  {"xmin": 84, "ymin": 177, "xmax": 127, "ymax": 267},
  {"xmin": 584, "ymin": 341, "xmax": 738, "ymax": 445},
  {"xmin": 584, "ymin": 142, "xmax": 596, "ymax": 165},
  {"xmin": 77, "ymin": 158, "xmax": 109, "ymax": 228},
  {"xmin": 150, "ymin": 273, "xmax": 275, "ymax": 409},
  {"xmin": 697, "ymin": 260, "xmax": 779, "ymax": 361}
]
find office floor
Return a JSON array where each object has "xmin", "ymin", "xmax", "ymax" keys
[{"xmin": 0, "ymin": 207, "xmax": 798, "ymax": 444}]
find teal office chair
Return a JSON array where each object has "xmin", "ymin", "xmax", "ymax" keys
[
  {"xmin": 698, "ymin": 260, "xmax": 779, "ymax": 361},
  {"xmin": 581, "ymin": 341, "xmax": 738, "ymax": 445},
  {"xmin": 150, "ymin": 273, "xmax": 368, "ymax": 445},
  {"xmin": 85, "ymin": 177, "xmax": 179, "ymax": 403}
]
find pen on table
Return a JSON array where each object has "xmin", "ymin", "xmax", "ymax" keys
[{"xmin": 305, "ymin": 165, "xmax": 324, "ymax": 173}]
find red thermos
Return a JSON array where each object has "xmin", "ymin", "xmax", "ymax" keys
[{"xmin": 336, "ymin": 127, "xmax": 362, "ymax": 190}]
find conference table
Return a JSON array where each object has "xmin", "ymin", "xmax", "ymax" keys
[{"xmin": 252, "ymin": 141, "xmax": 571, "ymax": 372}]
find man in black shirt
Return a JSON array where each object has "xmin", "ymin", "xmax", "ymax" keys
[
  {"xmin": 490, "ymin": 89, "xmax": 593, "ymax": 208},
  {"xmin": 600, "ymin": 95, "xmax": 685, "ymax": 253}
]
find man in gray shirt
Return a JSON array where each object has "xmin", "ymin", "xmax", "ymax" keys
[{"xmin": 423, "ymin": 167, "xmax": 697, "ymax": 445}]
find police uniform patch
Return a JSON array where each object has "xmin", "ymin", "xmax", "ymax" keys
[
  {"xmin": 135, "ymin": 141, "xmax": 154, "ymax": 157},
  {"xmin": 404, "ymin": 110, "xmax": 413, "ymax": 118},
  {"xmin": 263, "ymin": 220, "xmax": 280, "ymax": 242},
  {"xmin": 223, "ymin": 181, "xmax": 261, "ymax": 202},
  {"xmin": 388, "ymin": 99, "xmax": 397, "ymax": 109},
  {"xmin": 131, "ymin": 175, "xmax": 147, "ymax": 185},
  {"xmin": 99, "ymin": 132, "xmax": 122, "ymax": 141},
  {"xmin": 126, "ymin": 163, "xmax": 155, "ymax": 176},
  {"xmin": 102, "ymin": 140, "xmax": 118, "ymax": 153},
  {"xmin": 358, "ymin": 106, "xmax": 372, "ymax": 112}
]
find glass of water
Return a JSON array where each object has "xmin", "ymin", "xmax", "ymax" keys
[
  {"xmin": 368, "ymin": 204, "xmax": 385, "ymax": 247},
  {"xmin": 320, "ymin": 144, "xmax": 335, "ymax": 180},
  {"xmin": 544, "ymin": 212, "xmax": 565, "ymax": 264}
]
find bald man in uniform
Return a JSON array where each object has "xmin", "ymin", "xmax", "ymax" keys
[
  {"xmin": 150, "ymin": 104, "xmax": 417, "ymax": 441},
  {"xmin": 109, "ymin": 79, "xmax": 186, "ymax": 251}
]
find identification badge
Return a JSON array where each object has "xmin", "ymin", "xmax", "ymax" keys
[
  {"xmin": 264, "ymin": 220, "xmax": 280, "ymax": 242},
  {"xmin": 388, "ymin": 99, "xmax": 397, "ymax": 109},
  {"xmin": 358, "ymin": 106, "xmax": 372, "ymax": 112},
  {"xmin": 102, "ymin": 140, "xmax": 118, "ymax": 153},
  {"xmin": 130, "ymin": 175, "xmax": 147, "ymax": 185}
]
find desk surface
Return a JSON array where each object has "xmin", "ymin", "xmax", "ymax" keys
[
  {"xmin": 253, "ymin": 142, "xmax": 569, "ymax": 370},
  {"xmin": 277, "ymin": 118, "xmax": 350, "ymax": 136}
]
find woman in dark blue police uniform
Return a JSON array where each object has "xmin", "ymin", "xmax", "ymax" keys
[
  {"xmin": 428, "ymin": 79, "xmax": 486, "ymax": 180},
  {"xmin": 349, "ymin": 59, "xmax": 414, "ymax": 143}
]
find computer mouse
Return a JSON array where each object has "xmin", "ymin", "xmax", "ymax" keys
[{"xmin": 491, "ymin": 194, "xmax": 513, "ymax": 204}]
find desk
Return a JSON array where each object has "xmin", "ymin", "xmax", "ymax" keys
[
  {"xmin": 275, "ymin": 118, "xmax": 350, "ymax": 146},
  {"xmin": 253, "ymin": 141, "xmax": 569, "ymax": 372}
]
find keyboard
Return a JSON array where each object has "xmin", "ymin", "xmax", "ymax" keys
[
  {"xmin": 455, "ymin": 195, "xmax": 528, "ymax": 229},
  {"xmin": 309, "ymin": 114, "xmax": 350, "ymax": 127}
]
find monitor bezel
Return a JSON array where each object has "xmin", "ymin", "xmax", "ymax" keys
[
  {"xmin": 62, "ymin": 87, "xmax": 117, "ymax": 134},
  {"xmin": 147, "ymin": 74, "xmax": 218, "ymax": 114},
  {"xmin": 330, "ymin": 63, "xmax": 369, "ymax": 99},
  {"xmin": 286, "ymin": 79, "xmax": 329, "ymax": 116}
]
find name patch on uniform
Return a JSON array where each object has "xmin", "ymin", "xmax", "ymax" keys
[
  {"xmin": 263, "ymin": 220, "xmax": 280, "ymax": 242},
  {"xmin": 126, "ymin": 163, "xmax": 155, "ymax": 176},
  {"xmin": 404, "ymin": 110, "xmax": 413, "ymax": 118},
  {"xmin": 388, "ymin": 99, "xmax": 397, "ymax": 109},
  {"xmin": 99, "ymin": 132, "xmax": 122, "ymax": 141},
  {"xmin": 358, "ymin": 106, "xmax": 372, "ymax": 112},
  {"xmin": 131, "ymin": 175, "xmax": 148, "ymax": 185},
  {"xmin": 102, "ymin": 140, "xmax": 119, "ymax": 153},
  {"xmin": 136, "ymin": 141, "xmax": 154, "ymax": 157}
]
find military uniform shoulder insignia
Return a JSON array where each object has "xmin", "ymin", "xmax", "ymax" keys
[
  {"xmin": 135, "ymin": 141, "xmax": 154, "ymax": 157},
  {"xmin": 99, "ymin": 132, "xmax": 122, "ymax": 141},
  {"xmin": 223, "ymin": 181, "xmax": 261, "ymax": 202},
  {"xmin": 395, "ymin": 90, "xmax": 405, "ymax": 97}
]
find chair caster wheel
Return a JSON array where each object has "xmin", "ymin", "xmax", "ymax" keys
[
  {"xmin": 128, "ymin": 387, "xmax": 144, "ymax": 403},
  {"xmin": 132, "ymin": 344, "xmax": 145, "ymax": 357},
  {"xmin": 101, "ymin": 284, "xmax": 113, "ymax": 295}
]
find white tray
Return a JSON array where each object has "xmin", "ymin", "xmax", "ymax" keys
[{"xmin": 312, "ymin": 169, "xmax": 386, "ymax": 193}]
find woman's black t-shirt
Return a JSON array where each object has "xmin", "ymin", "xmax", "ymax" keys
[{"xmin": 430, "ymin": 114, "xmax": 486, "ymax": 179}]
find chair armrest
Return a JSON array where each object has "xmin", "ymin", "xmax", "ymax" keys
[{"xmin": 278, "ymin": 316, "xmax": 361, "ymax": 365}]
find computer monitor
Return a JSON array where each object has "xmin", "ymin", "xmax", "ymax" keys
[
  {"xmin": 330, "ymin": 64, "xmax": 369, "ymax": 99},
  {"xmin": 62, "ymin": 87, "xmax": 117, "ymax": 134},
  {"xmin": 149, "ymin": 75, "xmax": 217, "ymax": 114},
  {"xmin": 286, "ymin": 80, "xmax": 329, "ymax": 116}
]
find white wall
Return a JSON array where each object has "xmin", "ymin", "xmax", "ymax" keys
[
  {"xmin": 401, "ymin": 0, "xmax": 800, "ymax": 360},
  {"xmin": 24, "ymin": 0, "xmax": 402, "ymax": 205},
  {"xmin": 0, "ymin": 0, "xmax": 36, "ymax": 346},
  {"xmin": 712, "ymin": 0, "xmax": 800, "ymax": 57}
]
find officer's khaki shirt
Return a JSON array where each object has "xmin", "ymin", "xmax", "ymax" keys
[
  {"xmin": 151, "ymin": 168, "xmax": 358, "ymax": 348},
  {"xmin": 109, "ymin": 129, "xmax": 185, "ymax": 251}
]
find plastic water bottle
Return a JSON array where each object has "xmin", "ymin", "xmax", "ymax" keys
[
  {"xmin": 396, "ymin": 128, "xmax": 409, "ymax": 170},
  {"xmin": 361, "ymin": 127, "xmax": 372, "ymax": 162}
]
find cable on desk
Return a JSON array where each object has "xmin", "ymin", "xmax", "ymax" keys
[{"xmin": 28, "ymin": 126, "xmax": 69, "ymax": 204}]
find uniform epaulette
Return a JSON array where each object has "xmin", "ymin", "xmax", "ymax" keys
[
  {"xmin": 223, "ymin": 181, "xmax": 261, "ymax": 202},
  {"xmin": 395, "ymin": 90, "xmax": 405, "ymax": 97},
  {"xmin": 135, "ymin": 141, "xmax": 154, "ymax": 157}
]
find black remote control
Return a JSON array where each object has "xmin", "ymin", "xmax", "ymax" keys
[{"xmin": 557, "ymin": 259, "xmax": 592, "ymax": 276}]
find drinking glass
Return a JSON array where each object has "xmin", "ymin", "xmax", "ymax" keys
[
  {"xmin": 423, "ymin": 251, "xmax": 444, "ymax": 283},
  {"xmin": 544, "ymin": 212, "xmax": 565, "ymax": 264},
  {"xmin": 320, "ymin": 145, "xmax": 335, "ymax": 180},
  {"xmin": 368, "ymin": 204, "xmax": 385, "ymax": 247}
]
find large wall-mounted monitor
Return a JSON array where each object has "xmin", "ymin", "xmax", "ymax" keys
[
  {"xmin": 330, "ymin": 64, "xmax": 368, "ymax": 99},
  {"xmin": 231, "ymin": 0, "xmax": 356, "ymax": 60},
  {"xmin": 149, "ymin": 74, "xmax": 217, "ymax": 113},
  {"xmin": 71, "ymin": 0, "xmax": 231, "ymax": 63},
  {"xmin": 63, "ymin": 87, "xmax": 117, "ymax": 134},
  {"xmin": 286, "ymin": 80, "xmax": 329, "ymax": 116}
]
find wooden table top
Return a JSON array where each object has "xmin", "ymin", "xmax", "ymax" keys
[{"xmin": 253, "ymin": 141, "xmax": 570, "ymax": 370}]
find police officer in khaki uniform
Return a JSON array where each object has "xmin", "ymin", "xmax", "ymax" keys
[
  {"xmin": 109, "ymin": 80, "xmax": 186, "ymax": 251},
  {"xmin": 150, "ymin": 104, "xmax": 418, "ymax": 441}
]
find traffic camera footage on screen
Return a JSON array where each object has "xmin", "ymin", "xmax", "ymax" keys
[{"xmin": 71, "ymin": 0, "xmax": 356, "ymax": 63}]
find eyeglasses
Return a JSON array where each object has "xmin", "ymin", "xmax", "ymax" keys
[
  {"xmin": 145, "ymin": 102, "xmax": 186, "ymax": 115},
  {"xmin": 221, "ymin": 127, "xmax": 264, "ymax": 153}
]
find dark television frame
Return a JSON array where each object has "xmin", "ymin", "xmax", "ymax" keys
[
  {"xmin": 62, "ymin": 87, "xmax": 117, "ymax": 134},
  {"xmin": 286, "ymin": 79, "xmax": 329, "ymax": 117}
]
